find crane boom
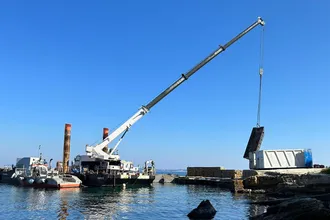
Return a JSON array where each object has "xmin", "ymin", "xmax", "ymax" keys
[{"xmin": 86, "ymin": 17, "xmax": 265, "ymax": 160}]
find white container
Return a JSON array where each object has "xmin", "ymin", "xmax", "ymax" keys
[
  {"xmin": 249, "ymin": 152, "xmax": 256, "ymax": 169},
  {"xmin": 252, "ymin": 149, "xmax": 308, "ymax": 169}
]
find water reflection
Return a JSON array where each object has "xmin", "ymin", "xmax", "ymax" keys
[
  {"xmin": 184, "ymin": 184, "xmax": 268, "ymax": 219},
  {"xmin": 232, "ymin": 192, "xmax": 268, "ymax": 218},
  {"xmin": 243, "ymin": 194, "xmax": 268, "ymax": 218},
  {"xmin": 26, "ymin": 189, "xmax": 48, "ymax": 210},
  {"xmin": 58, "ymin": 200, "xmax": 68, "ymax": 220},
  {"xmin": 57, "ymin": 188, "xmax": 81, "ymax": 220},
  {"xmin": 247, "ymin": 203, "xmax": 267, "ymax": 218},
  {"xmin": 10, "ymin": 187, "xmax": 58, "ymax": 211},
  {"xmin": 2, "ymin": 183, "xmax": 268, "ymax": 219},
  {"xmin": 76, "ymin": 186, "xmax": 156, "ymax": 219}
]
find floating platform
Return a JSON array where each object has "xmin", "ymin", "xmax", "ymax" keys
[
  {"xmin": 13, "ymin": 174, "xmax": 82, "ymax": 189},
  {"xmin": 34, "ymin": 174, "xmax": 82, "ymax": 189}
]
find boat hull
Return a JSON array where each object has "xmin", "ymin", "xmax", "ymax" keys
[
  {"xmin": 0, "ymin": 170, "xmax": 16, "ymax": 184},
  {"xmin": 33, "ymin": 175, "xmax": 82, "ymax": 189},
  {"xmin": 33, "ymin": 183, "xmax": 81, "ymax": 189},
  {"xmin": 76, "ymin": 174, "xmax": 155, "ymax": 187}
]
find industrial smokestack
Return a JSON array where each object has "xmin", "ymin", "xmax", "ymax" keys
[
  {"xmin": 102, "ymin": 128, "xmax": 109, "ymax": 153},
  {"xmin": 63, "ymin": 123, "xmax": 71, "ymax": 174}
]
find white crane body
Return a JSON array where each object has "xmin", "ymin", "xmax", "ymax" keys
[
  {"xmin": 86, "ymin": 106, "xmax": 149, "ymax": 159},
  {"xmin": 85, "ymin": 17, "xmax": 265, "ymax": 160}
]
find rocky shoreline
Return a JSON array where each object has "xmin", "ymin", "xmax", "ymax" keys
[
  {"xmin": 153, "ymin": 169, "xmax": 330, "ymax": 219},
  {"xmin": 160, "ymin": 169, "xmax": 330, "ymax": 219},
  {"xmin": 249, "ymin": 196, "xmax": 330, "ymax": 219},
  {"xmin": 242, "ymin": 172, "xmax": 330, "ymax": 219},
  {"xmin": 243, "ymin": 172, "xmax": 330, "ymax": 196}
]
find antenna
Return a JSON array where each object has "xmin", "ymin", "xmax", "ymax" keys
[{"xmin": 38, "ymin": 145, "xmax": 41, "ymax": 160}]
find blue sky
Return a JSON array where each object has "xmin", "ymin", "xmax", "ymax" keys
[{"xmin": 0, "ymin": 1, "xmax": 329, "ymax": 169}]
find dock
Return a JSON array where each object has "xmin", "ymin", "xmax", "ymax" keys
[
  {"xmin": 173, "ymin": 167, "xmax": 246, "ymax": 192},
  {"xmin": 155, "ymin": 167, "xmax": 330, "ymax": 194}
]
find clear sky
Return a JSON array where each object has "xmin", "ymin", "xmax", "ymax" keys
[{"xmin": 0, "ymin": 1, "xmax": 329, "ymax": 169}]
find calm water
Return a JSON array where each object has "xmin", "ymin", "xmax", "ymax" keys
[
  {"xmin": 156, "ymin": 170, "xmax": 187, "ymax": 176},
  {"xmin": 0, "ymin": 183, "xmax": 266, "ymax": 220}
]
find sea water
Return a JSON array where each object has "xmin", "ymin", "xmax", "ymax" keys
[{"xmin": 0, "ymin": 183, "xmax": 266, "ymax": 220}]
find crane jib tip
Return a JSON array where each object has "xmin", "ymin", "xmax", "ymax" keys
[{"xmin": 257, "ymin": 17, "xmax": 265, "ymax": 26}]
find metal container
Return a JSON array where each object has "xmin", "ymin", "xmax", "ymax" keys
[
  {"xmin": 251, "ymin": 149, "xmax": 313, "ymax": 169},
  {"xmin": 249, "ymin": 152, "xmax": 256, "ymax": 169}
]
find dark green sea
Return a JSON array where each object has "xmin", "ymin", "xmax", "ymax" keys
[{"xmin": 0, "ymin": 183, "xmax": 266, "ymax": 220}]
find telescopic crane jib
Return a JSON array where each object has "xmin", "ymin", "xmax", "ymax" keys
[{"xmin": 86, "ymin": 17, "xmax": 266, "ymax": 160}]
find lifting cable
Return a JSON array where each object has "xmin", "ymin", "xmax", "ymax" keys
[{"xmin": 256, "ymin": 25, "xmax": 265, "ymax": 128}]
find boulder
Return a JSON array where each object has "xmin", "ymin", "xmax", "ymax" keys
[
  {"xmin": 153, "ymin": 174, "xmax": 178, "ymax": 183},
  {"xmin": 187, "ymin": 200, "xmax": 217, "ymax": 219},
  {"xmin": 250, "ymin": 198, "xmax": 330, "ymax": 220}
]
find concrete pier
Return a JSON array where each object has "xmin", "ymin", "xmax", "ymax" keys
[
  {"xmin": 175, "ymin": 176, "xmax": 244, "ymax": 192},
  {"xmin": 187, "ymin": 167, "xmax": 242, "ymax": 179},
  {"xmin": 175, "ymin": 167, "xmax": 327, "ymax": 193}
]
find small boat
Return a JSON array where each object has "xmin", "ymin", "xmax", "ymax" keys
[
  {"xmin": 2, "ymin": 151, "xmax": 81, "ymax": 189},
  {"xmin": 15, "ymin": 155, "xmax": 50, "ymax": 187}
]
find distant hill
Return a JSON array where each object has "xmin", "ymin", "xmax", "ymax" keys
[{"xmin": 157, "ymin": 168, "xmax": 186, "ymax": 172}]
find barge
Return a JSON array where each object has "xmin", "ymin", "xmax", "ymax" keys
[{"xmin": 72, "ymin": 154, "xmax": 155, "ymax": 187}]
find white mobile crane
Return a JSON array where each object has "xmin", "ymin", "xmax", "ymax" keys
[{"xmin": 86, "ymin": 17, "xmax": 265, "ymax": 161}]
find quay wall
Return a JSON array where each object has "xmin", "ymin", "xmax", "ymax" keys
[{"xmin": 187, "ymin": 167, "xmax": 244, "ymax": 179}]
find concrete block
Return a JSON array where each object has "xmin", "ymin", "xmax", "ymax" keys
[
  {"xmin": 187, "ymin": 167, "xmax": 225, "ymax": 177},
  {"xmin": 242, "ymin": 169, "xmax": 259, "ymax": 179},
  {"xmin": 221, "ymin": 170, "xmax": 242, "ymax": 179},
  {"xmin": 187, "ymin": 167, "xmax": 243, "ymax": 179},
  {"xmin": 231, "ymin": 179, "xmax": 244, "ymax": 192}
]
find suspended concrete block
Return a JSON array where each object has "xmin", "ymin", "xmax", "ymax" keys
[{"xmin": 243, "ymin": 126, "xmax": 264, "ymax": 159}]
